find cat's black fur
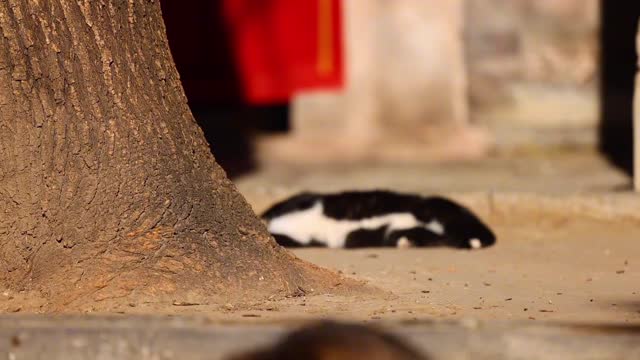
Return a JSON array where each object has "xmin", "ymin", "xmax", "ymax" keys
[{"xmin": 261, "ymin": 190, "xmax": 496, "ymax": 249}]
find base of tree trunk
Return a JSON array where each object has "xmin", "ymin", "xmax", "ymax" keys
[
  {"xmin": 0, "ymin": 226, "xmax": 371, "ymax": 313},
  {"xmin": 0, "ymin": 0, "xmax": 375, "ymax": 313}
]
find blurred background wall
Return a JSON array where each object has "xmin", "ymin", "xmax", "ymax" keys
[
  {"xmin": 160, "ymin": 0, "xmax": 640, "ymax": 176},
  {"xmin": 466, "ymin": 0, "xmax": 599, "ymax": 148},
  {"xmin": 275, "ymin": 0, "xmax": 487, "ymax": 165}
]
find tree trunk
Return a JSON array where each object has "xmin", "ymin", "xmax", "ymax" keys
[{"xmin": 0, "ymin": 0, "xmax": 347, "ymax": 312}]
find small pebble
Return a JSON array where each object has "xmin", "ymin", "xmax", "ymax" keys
[
  {"xmin": 172, "ymin": 301, "xmax": 200, "ymax": 307},
  {"xmin": 242, "ymin": 314, "xmax": 261, "ymax": 318},
  {"xmin": 505, "ymin": 298, "xmax": 513, "ymax": 301},
  {"xmin": 421, "ymin": 290, "xmax": 430, "ymax": 294},
  {"xmin": 616, "ymin": 270, "xmax": 625, "ymax": 274}
]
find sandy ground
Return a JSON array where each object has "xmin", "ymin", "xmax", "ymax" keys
[
  {"xmin": 194, "ymin": 150, "xmax": 640, "ymax": 325},
  {"xmin": 289, "ymin": 218, "xmax": 640, "ymax": 324},
  {"xmin": 159, "ymin": 216, "xmax": 637, "ymax": 326},
  {"xmin": 4, "ymin": 151, "xmax": 636, "ymax": 328},
  {"xmin": 234, "ymin": 150, "xmax": 630, "ymax": 199},
  {"xmin": 1, "ymin": 151, "xmax": 637, "ymax": 360}
]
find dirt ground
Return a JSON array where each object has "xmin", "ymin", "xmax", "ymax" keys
[
  {"xmin": 3, "ymin": 150, "xmax": 638, "ymax": 327},
  {"xmin": 289, "ymin": 218, "xmax": 640, "ymax": 324},
  {"xmin": 234, "ymin": 149, "xmax": 631, "ymax": 198},
  {"xmin": 2, "ymin": 152, "xmax": 638, "ymax": 360},
  {"xmin": 203, "ymin": 150, "xmax": 639, "ymax": 325},
  {"xmin": 148, "ymin": 215, "xmax": 635, "ymax": 326}
]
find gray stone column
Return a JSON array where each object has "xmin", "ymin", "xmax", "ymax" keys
[{"xmin": 256, "ymin": 0, "xmax": 490, "ymax": 166}]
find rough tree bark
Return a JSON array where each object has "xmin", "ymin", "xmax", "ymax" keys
[{"xmin": 0, "ymin": 0, "xmax": 350, "ymax": 312}]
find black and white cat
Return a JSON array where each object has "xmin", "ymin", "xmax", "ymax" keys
[{"xmin": 261, "ymin": 190, "xmax": 496, "ymax": 249}]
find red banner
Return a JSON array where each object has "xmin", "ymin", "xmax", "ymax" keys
[{"xmin": 223, "ymin": 0, "xmax": 344, "ymax": 104}]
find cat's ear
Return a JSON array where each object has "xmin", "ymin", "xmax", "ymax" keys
[{"xmin": 261, "ymin": 192, "xmax": 319, "ymax": 219}]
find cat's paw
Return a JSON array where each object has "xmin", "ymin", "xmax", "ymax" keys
[{"xmin": 396, "ymin": 237, "xmax": 415, "ymax": 249}]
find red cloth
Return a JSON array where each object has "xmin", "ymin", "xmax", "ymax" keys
[{"xmin": 223, "ymin": 0, "xmax": 344, "ymax": 104}]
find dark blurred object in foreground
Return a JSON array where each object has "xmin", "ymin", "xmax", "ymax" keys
[
  {"xmin": 228, "ymin": 321, "xmax": 428, "ymax": 360},
  {"xmin": 599, "ymin": 1, "xmax": 640, "ymax": 176}
]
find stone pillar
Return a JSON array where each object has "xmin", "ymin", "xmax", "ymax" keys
[
  {"xmin": 465, "ymin": 0, "xmax": 600, "ymax": 149},
  {"xmin": 634, "ymin": 21, "xmax": 640, "ymax": 191},
  {"xmin": 256, "ymin": 0, "xmax": 490, "ymax": 166}
]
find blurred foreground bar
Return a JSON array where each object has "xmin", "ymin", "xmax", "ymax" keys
[{"xmin": 0, "ymin": 317, "xmax": 639, "ymax": 359}]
